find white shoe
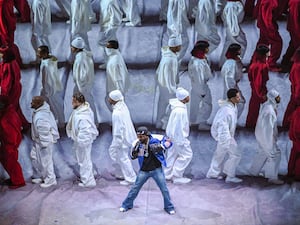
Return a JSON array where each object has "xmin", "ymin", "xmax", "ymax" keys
[
  {"xmin": 32, "ymin": 178, "xmax": 42, "ymax": 184},
  {"xmin": 78, "ymin": 182, "xmax": 96, "ymax": 188},
  {"xmin": 173, "ymin": 177, "xmax": 191, "ymax": 184},
  {"xmin": 40, "ymin": 181, "xmax": 57, "ymax": 188},
  {"xmin": 120, "ymin": 180, "xmax": 133, "ymax": 186},
  {"xmin": 268, "ymin": 179, "xmax": 284, "ymax": 185},
  {"xmin": 119, "ymin": 207, "xmax": 127, "ymax": 212},
  {"xmin": 98, "ymin": 63, "xmax": 106, "ymax": 69},
  {"xmin": 225, "ymin": 176, "xmax": 243, "ymax": 183},
  {"xmin": 167, "ymin": 210, "xmax": 175, "ymax": 215},
  {"xmin": 125, "ymin": 21, "xmax": 141, "ymax": 27},
  {"xmin": 66, "ymin": 20, "xmax": 70, "ymax": 24},
  {"xmin": 206, "ymin": 174, "xmax": 224, "ymax": 180}
]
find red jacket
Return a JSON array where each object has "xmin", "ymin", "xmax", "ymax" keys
[
  {"xmin": 0, "ymin": 0, "xmax": 16, "ymax": 45},
  {"xmin": 289, "ymin": 59, "xmax": 300, "ymax": 105},
  {"xmin": 13, "ymin": 0, "xmax": 30, "ymax": 23},
  {"xmin": 289, "ymin": 107, "xmax": 300, "ymax": 142},
  {"xmin": 0, "ymin": 104, "xmax": 22, "ymax": 147},
  {"xmin": 257, "ymin": 0, "xmax": 288, "ymax": 31},
  {"xmin": 287, "ymin": 0, "xmax": 300, "ymax": 47},
  {"xmin": 0, "ymin": 58, "xmax": 22, "ymax": 107},
  {"xmin": 248, "ymin": 53, "xmax": 269, "ymax": 101}
]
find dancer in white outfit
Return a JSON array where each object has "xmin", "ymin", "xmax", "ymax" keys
[
  {"xmin": 155, "ymin": 34, "xmax": 181, "ymax": 129},
  {"xmin": 105, "ymin": 40, "xmax": 129, "ymax": 95},
  {"xmin": 193, "ymin": 0, "xmax": 221, "ymax": 54},
  {"xmin": 120, "ymin": 0, "xmax": 141, "ymax": 26},
  {"xmin": 66, "ymin": 92, "xmax": 99, "ymax": 187},
  {"xmin": 249, "ymin": 89, "xmax": 284, "ymax": 184},
  {"xmin": 70, "ymin": 0, "xmax": 91, "ymax": 50},
  {"xmin": 98, "ymin": 0, "xmax": 123, "ymax": 68},
  {"xmin": 221, "ymin": 43, "xmax": 245, "ymax": 118},
  {"xmin": 188, "ymin": 40, "xmax": 213, "ymax": 130},
  {"xmin": 165, "ymin": 87, "xmax": 193, "ymax": 184},
  {"xmin": 219, "ymin": 0, "xmax": 247, "ymax": 67},
  {"xmin": 108, "ymin": 90, "xmax": 137, "ymax": 185},
  {"xmin": 31, "ymin": 0, "xmax": 51, "ymax": 56},
  {"xmin": 30, "ymin": 96, "xmax": 59, "ymax": 188},
  {"xmin": 167, "ymin": 0, "xmax": 190, "ymax": 64},
  {"xmin": 207, "ymin": 88, "xmax": 243, "ymax": 183},
  {"xmin": 37, "ymin": 45, "xmax": 65, "ymax": 128},
  {"xmin": 71, "ymin": 37, "xmax": 97, "ymax": 121}
]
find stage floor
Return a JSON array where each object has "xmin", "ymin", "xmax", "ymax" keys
[{"xmin": 1, "ymin": 164, "xmax": 300, "ymax": 225}]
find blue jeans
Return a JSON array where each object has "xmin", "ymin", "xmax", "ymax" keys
[{"xmin": 121, "ymin": 167, "xmax": 174, "ymax": 212}]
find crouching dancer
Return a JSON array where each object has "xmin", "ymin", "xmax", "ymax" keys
[{"xmin": 120, "ymin": 126, "xmax": 175, "ymax": 215}]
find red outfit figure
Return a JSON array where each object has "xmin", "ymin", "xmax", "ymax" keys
[
  {"xmin": 256, "ymin": 0, "xmax": 288, "ymax": 71},
  {"xmin": 0, "ymin": 47, "xmax": 29, "ymax": 130},
  {"xmin": 246, "ymin": 45, "xmax": 270, "ymax": 128},
  {"xmin": 282, "ymin": 48, "xmax": 300, "ymax": 128},
  {"xmin": 0, "ymin": 96, "xmax": 25, "ymax": 189},
  {"xmin": 281, "ymin": 0, "xmax": 300, "ymax": 72},
  {"xmin": 0, "ymin": 0, "xmax": 30, "ymax": 66},
  {"xmin": 288, "ymin": 106, "xmax": 300, "ymax": 180},
  {"xmin": 244, "ymin": 0, "xmax": 256, "ymax": 18},
  {"xmin": 13, "ymin": 0, "xmax": 31, "ymax": 23}
]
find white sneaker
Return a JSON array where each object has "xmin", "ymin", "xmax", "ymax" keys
[
  {"xmin": 40, "ymin": 181, "xmax": 57, "ymax": 188},
  {"xmin": 225, "ymin": 176, "xmax": 243, "ymax": 183},
  {"xmin": 32, "ymin": 178, "xmax": 42, "ymax": 184},
  {"xmin": 120, "ymin": 180, "xmax": 133, "ymax": 186},
  {"xmin": 78, "ymin": 182, "xmax": 96, "ymax": 188},
  {"xmin": 206, "ymin": 174, "xmax": 224, "ymax": 180},
  {"xmin": 268, "ymin": 179, "xmax": 284, "ymax": 185},
  {"xmin": 172, "ymin": 177, "xmax": 191, "ymax": 184},
  {"xmin": 98, "ymin": 63, "xmax": 106, "ymax": 69},
  {"xmin": 167, "ymin": 210, "xmax": 175, "ymax": 215},
  {"xmin": 119, "ymin": 207, "xmax": 127, "ymax": 212}
]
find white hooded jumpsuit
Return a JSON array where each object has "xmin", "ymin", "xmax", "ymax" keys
[
  {"xmin": 165, "ymin": 98, "xmax": 193, "ymax": 179},
  {"xmin": 250, "ymin": 90, "xmax": 281, "ymax": 180},
  {"xmin": 155, "ymin": 46, "xmax": 179, "ymax": 129},
  {"xmin": 167, "ymin": 0, "xmax": 190, "ymax": 62},
  {"xmin": 207, "ymin": 100, "xmax": 241, "ymax": 178},
  {"xmin": 220, "ymin": 1, "xmax": 247, "ymax": 66},
  {"xmin": 188, "ymin": 56, "xmax": 213, "ymax": 126},
  {"xmin": 109, "ymin": 100, "xmax": 137, "ymax": 183},
  {"xmin": 40, "ymin": 56, "xmax": 65, "ymax": 127},
  {"xmin": 31, "ymin": 0, "xmax": 51, "ymax": 51},
  {"xmin": 73, "ymin": 50, "xmax": 97, "ymax": 120},
  {"xmin": 221, "ymin": 58, "xmax": 245, "ymax": 118},
  {"xmin": 66, "ymin": 102, "xmax": 99, "ymax": 187},
  {"xmin": 105, "ymin": 48, "xmax": 129, "ymax": 95},
  {"xmin": 194, "ymin": 0, "xmax": 221, "ymax": 53},
  {"xmin": 70, "ymin": 0, "xmax": 91, "ymax": 50},
  {"xmin": 31, "ymin": 102, "xmax": 60, "ymax": 185}
]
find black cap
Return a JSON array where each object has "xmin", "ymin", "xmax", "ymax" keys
[{"xmin": 136, "ymin": 126, "xmax": 150, "ymax": 136}]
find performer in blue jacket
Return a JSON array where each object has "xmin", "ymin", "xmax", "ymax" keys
[{"xmin": 120, "ymin": 126, "xmax": 175, "ymax": 215}]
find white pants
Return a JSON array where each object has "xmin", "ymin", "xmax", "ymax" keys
[
  {"xmin": 190, "ymin": 84, "xmax": 212, "ymax": 124},
  {"xmin": 155, "ymin": 85, "xmax": 175, "ymax": 129},
  {"xmin": 109, "ymin": 145, "xmax": 136, "ymax": 183},
  {"xmin": 74, "ymin": 142, "xmax": 96, "ymax": 186},
  {"xmin": 250, "ymin": 145, "xmax": 281, "ymax": 180},
  {"xmin": 119, "ymin": 0, "xmax": 141, "ymax": 25},
  {"xmin": 30, "ymin": 143, "xmax": 56, "ymax": 184},
  {"xmin": 207, "ymin": 139, "xmax": 241, "ymax": 178},
  {"xmin": 164, "ymin": 139, "xmax": 193, "ymax": 179}
]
